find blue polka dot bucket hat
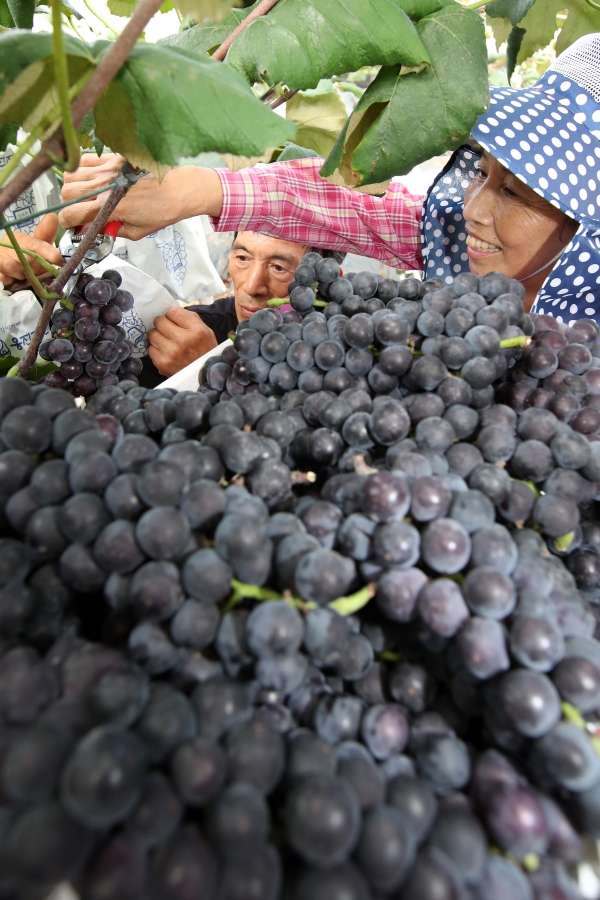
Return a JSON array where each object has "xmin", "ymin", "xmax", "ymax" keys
[{"xmin": 421, "ymin": 33, "xmax": 600, "ymax": 325}]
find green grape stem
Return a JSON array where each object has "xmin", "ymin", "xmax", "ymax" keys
[{"xmin": 500, "ymin": 335, "xmax": 532, "ymax": 349}]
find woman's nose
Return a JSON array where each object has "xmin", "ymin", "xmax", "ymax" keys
[{"xmin": 463, "ymin": 181, "xmax": 496, "ymax": 229}]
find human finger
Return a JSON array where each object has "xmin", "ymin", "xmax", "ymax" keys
[
  {"xmin": 147, "ymin": 327, "xmax": 171, "ymax": 354},
  {"xmin": 151, "ymin": 313, "xmax": 188, "ymax": 342},
  {"xmin": 33, "ymin": 214, "xmax": 60, "ymax": 244},
  {"xmin": 58, "ymin": 198, "xmax": 106, "ymax": 229}
]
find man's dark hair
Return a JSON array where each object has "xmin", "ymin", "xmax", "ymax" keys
[{"xmin": 232, "ymin": 231, "xmax": 346, "ymax": 265}]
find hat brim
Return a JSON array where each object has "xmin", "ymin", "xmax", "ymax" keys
[{"xmin": 471, "ymin": 81, "xmax": 600, "ymax": 231}]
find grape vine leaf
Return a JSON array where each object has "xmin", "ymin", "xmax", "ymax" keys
[
  {"xmin": 7, "ymin": 0, "xmax": 36, "ymax": 28},
  {"xmin": 159, "ymin": 1, "xmax": 259, "ymax": 54},
  {"xmin": 489, "ymin": 0, "xmax": 600, "ymax": 66},
  {"xmin": 94, "ymin": 42, "xmax": 295, "ymax": 171},
  {"xmin": 285, "ymin": 89, "xmax": 348, "ymax": 157},
  {"xmin": 226, "ymin": 0, "xmax": 432, "ymax": 91},
  {"xmin": 0, "ymin": 122, "xmax": 18, "ymax": 151},
  {"xmin": 506, "ymin": 24, "xmax": 526, "ymax": 80},
  {"xmin": 484, "ymin": 0, "xmax": 536, "ymax": 25},
  {"xmin": 277, "ymin": 141, "xmax": 320, "ymax": 161},
  {"xmin": 0, "ymin": 0, "xmax": 15, "ymax": 26},
  {"xmin": 0, "ymin": 31, "xmax": 95, "ymax": 136},
  {"xmin": 321, "ymin": 4, "xmax": 488, "ymax": 187}
]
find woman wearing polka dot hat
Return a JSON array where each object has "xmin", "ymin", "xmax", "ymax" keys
[{"xmin": 61, "ymin": 34, "xmax": 600, "ymax": 323}]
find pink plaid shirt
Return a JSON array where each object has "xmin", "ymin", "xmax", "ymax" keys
[{"xmin": 210, "ymin": 157, "xmax": 425, "ymax": 271}]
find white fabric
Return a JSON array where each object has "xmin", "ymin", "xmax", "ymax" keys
[{"xmin": 112, "ymin": 215, "xmax": 225, "ymax": 304}]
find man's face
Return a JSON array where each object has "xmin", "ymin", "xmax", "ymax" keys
[{"xmin": 229, "ymin": 231, "xmax": 306, "ymax": 321}]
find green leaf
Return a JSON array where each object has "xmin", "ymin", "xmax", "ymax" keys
[
  {"xmin": 485, "ymin": 0, "xmax": 536, "ymax": 25},
  {"xmin": 159, "ymin": 0, "xmax": 259, "ymax": 54},
  {"xmin": 0, "ymin": 0, "xmax": 15, "ymax": 28},
  {"xmin": 0, "ymin": 31, "xmax": 96, "ymax": 134},
  {"xmin": 285, "ymin": 88, "xmax": 348, "ymax": 157},
  {"xmin": 506, "ymin": 23, "xmax": 525, "ymax": 81},
  {"xmin": 7, "ymin": 0, "xmax": 35, "ymax": 28},
  {"xmin": 107, "ymin": 0, "xmax": 136, "ymax": 15},
  {"xmin": 276, "ymin": 140, "xmax": 320, "ymax": 161},
  {"xmin": 226, "ymin": 0, "xmax": 431, "ymax": 91},
  {"xmin": 171, "ymin": 0, "xmax": 240, "ymax": 23},
  {"xmin": 0, "ymin": 122, "xmax": 18, "ymax": 151},
  {"xmin": 508, "ymin": 0, "xmax": 600, "ymax": 67},
  {"xmin": 321, "ymin": 4, "xmax": 487, "ymax": 187},
  {"xmin": 94, "ymin": 42, "xmax": 296, "ymax": 169}
]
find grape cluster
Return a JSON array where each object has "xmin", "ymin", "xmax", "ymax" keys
[
  {"xmin": 38, "ymin": 269, "xmax": 142, "ymax": 397},
  {"xmin": 1, "ymin": 263, "xmax": 600, "ymax": 900}
]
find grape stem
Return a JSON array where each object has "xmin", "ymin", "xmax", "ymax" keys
[
  {"xmin": 499, "ymin": 335, "xmax": 532, "ymax": 349},
  {"xmin": 329, "ymin": 582, "xmax": 376, "ymax": 616},
  {"xmin": 15, "ymin": 179, "xmax": 129, "ymax": 378},
  {"xmin": 553, "ymin": 530, "xmax": 575, "ymax": 553},
  {"xmin": 211, "ymin": 0, "xmax": 281, "ymax": 61}
]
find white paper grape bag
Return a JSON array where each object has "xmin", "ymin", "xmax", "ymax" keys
[
  {"xmin": 0, "ymin": 289, "xmax": 47, "ymax": 359},
  {"xmin": 112, "ymin": 216, "xmax": 225, "ymax": 304},
  {"xmin": 86, "ymin": 255, "xmax": 177, "ymax": 358}
]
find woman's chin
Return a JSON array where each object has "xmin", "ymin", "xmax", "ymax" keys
[{"xmin": 467, "ymin": 249, "xmax": 505, "ymax": 275}]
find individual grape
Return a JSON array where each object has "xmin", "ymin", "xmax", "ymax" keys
[
  {"xmin": 329, "ymin": 278, "xmax": 354, "ymax": 302},
  {"xmin": 77, "ymin": 652, "xmax": 139, "ymax": 725},
  {"xmin": 74, "ymin": 299, "xmax": 100, "ymax": 321},
  {"xmin": 386, "ymin": 775, "xmax": 437, "ymax": 844},
  {"xmin": 361, "ymin": 703, "xmax": 409, "ymax": 759},
  {"xmin": 420, "ymin": 518, "xmax": 471, "ymax": 574},
  {"xmin": 222, "ymin": 716, "xmax": 284, "ymax": 794},
  {"xmin": 57, "ymin": 492, "xmax": 110, "ymax": 544},
  {"xmin": 552, "ymin": 655, "xmax": 600, "ymax": 712},
  {"xmin": 290, "ymin": 286, "xmax": 316, "ymax": 312},
  {"xmin": 457, "ymin": 617, "xmax": 510, "ymax": 679},
  {"xmin": 533, "ymin": 493, "xmax": 579, "ymax": 539},
  {"xmin": 0, "ymin": 405, "xmax": 51, "ymax": 454},
  {"xmin": 417, "ymin": 578, "xmax": 469, "ymax": 637},
  {"xmin": 415, "ymin": 733, "xmax": 470, "ymax": 795},
  {"xmin": 74, "ymin": 317, "xmax": 102, "ymax": 342},
  {"xmin": 284, "ymin": 775, "xmax": 360, "ymax": 867},
  {"xmin": 429, "ymin": 806, "xmax": 487, "ymax": 885},
  {"xmin": 355, "ymin": 804, "xmax": 416, "ymax": 893},
  {"xmin": 5, "ymin": 802, "xmax": 93, "ymax": 889},
  {"xmin": 1, "ymin": 722, "xmax": 72, "ymax": 804},
  {"xmin": 476, "ymin": 424, "xmax": 517, "ymax": 463},
  {"xmin": 149, "ymin": 824, "xmax": 218, "ymax": 900},
  {"xmin": 169, "ymin": 736, "xmax": 228, "ymax": 806},
  {"xmin": 60, "ymin": 724, "xmax": 146, "ymax": 828},
  {"xmin": 498, "ymin": 669, "xmax": 561, "ymax": 738},
  {"xmin": 134, "ymin": 506, "xmax": 190, "ymax": 560},
  {"xmin": 372, "ymin": 521, "xmax": 420, "ymax": 568},
  {"xmin": 551, "ymin": 429, "xmax": 591, "ymax": 469},
  {"xmin": 463, "ymin": 566, "xmax": 516, "ymax": 618},
  {"xmin": 294, "ymin": 549, "xmax": 355, "ymax": 605},
  {"xmin": 530, "ymin": 722, "xmax": 600, "ymax": 792},
  {"xmin": 84, "ymin": 279, "xmax": 113, "ymax": 306},
  {"xmin": 128, "ymin": 622, "xmax": 179, "ymax": 675},
  {"xmin": 510, "ymin": 617, "xmax": 565, "ymax": 672},
  {"xmin": 410, "ymin": 355, "xmax": 448, "ymax": 391}
]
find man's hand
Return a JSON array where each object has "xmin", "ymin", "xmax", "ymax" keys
[
  {"xmin": 59, "ymin": 153, "xmax": 224, "ymax": 241},
  {"xmin": 0, "ymin": 214, "xmax": 63, "ymax": 287},
  {"xmin": 148, "ymin": 306, "xmax": 218, "ymax": 377}
]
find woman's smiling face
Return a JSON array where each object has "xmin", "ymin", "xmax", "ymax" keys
[{"xmin": 463, "ymin": 151, "xmax": 578, "ymax": 309}]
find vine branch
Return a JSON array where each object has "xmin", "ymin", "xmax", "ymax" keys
[
  {"xmin": 51, "ymin": 0, "xmax": 81, "ymax": 172},
  {"xmin": 212, "ymin": 0, "xmax": 281, "ymax": 61},
  {"xmin": 0, "ymin": 0, "xmax": 164, "ymax": 218},
  {"xmin": 15, "ymin": 181, "xmax": 128, "ymax": 378}
]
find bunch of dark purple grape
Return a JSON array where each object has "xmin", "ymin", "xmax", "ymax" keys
[
  {"xmin": 2, "ymin": 261, "xmax": 600, "ymax": 900},
  {"xmin": 38, "ymin": 269, "xmax": 143, "ymax": 397}
]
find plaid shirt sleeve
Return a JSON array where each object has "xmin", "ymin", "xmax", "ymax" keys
[{"xmin": 209, "ymin": 157, "xmax": 425, "ymax": 271}]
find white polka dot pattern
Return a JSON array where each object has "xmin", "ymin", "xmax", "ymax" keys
[
  {"xmin": 471, "ymin": 63, "xmax": 600, "ymax": 231},
  {"xmin": 421, "ymin": 147, "xmax": 600, "ymax": 324}
]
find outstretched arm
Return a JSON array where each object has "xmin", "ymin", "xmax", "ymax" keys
[{"xmin": 59, "ymin": 153, "xmax": 425, "ymax": 270}]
